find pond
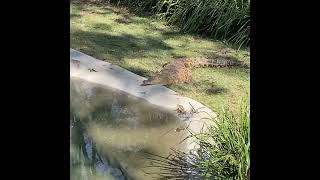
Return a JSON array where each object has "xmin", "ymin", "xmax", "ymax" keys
[{"xmin": 70, "ymin": 77, "xmax": 188, "ymax": 180}]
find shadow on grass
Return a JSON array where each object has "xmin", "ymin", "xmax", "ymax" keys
[
  {"xmin": 71, "ymin": 0, "xmax": 133, "ymax": 16},
  {"xmin": 206, "ymin": 86, "xmax": 229, "ymax": 95},
  {"xmin": 91, "ymin": 23, "xmax": 113, "ymax": 31},
  {"xmin": 71, "ymin": 30, "xmax": 173, "ymax": 62},
  {"xmin": 123, "ymin": 66, "xmax": 151, "ymax": 77},
  {"xmin": 114, "ymin": 17, "xmax": 132, "ymax": 24},
  {"xmin": 70, "ymin": 13, "xmax": 82, "ymax": 19},
  {"xmin": 190, "ymin": 80, "xmax": 230, "ymax": 95}
]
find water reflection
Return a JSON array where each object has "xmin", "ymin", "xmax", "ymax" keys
[
  {"xmin": 70, "ymin": 77, "xmax": 187, "ymax": 180},
  {"xmin": 71, "ymin": 115, "xmax": 124, "ymax": 180}
]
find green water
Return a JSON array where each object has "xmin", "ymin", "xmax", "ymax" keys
[{"xmin": 70, "ymin": 77, "xmax": 187, "ymax": 180}]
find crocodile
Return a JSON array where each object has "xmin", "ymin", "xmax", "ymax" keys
[{"xmin": 141, "ymin": 55, "xmax": 242, "ymax": 86}]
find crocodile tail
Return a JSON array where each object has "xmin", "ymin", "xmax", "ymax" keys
[{"xmin": 194, "ymin": 56, "xmax": 242, "ymax": 68}]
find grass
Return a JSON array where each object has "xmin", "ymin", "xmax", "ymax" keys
[
  {"xmin": 107, "ymin": 0, "xmax": 250, "ymax": 48},
  {"xmin": 198, "ymin": 98, "xmax": 250, "ymax": 179},
  {"xmin": 145, "ymin": 98, "xmax": 250, "ymax": 179},
  {"xmin": 70, "ymin": 1, "xmax": 250, "ymax": 115}
]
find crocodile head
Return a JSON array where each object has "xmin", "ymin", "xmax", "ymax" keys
[
  {"xmin": 141, "ymin": 79, "xmax": 153, "ymax": 86},
  {"xmin": 141, "ymin": 75, "xmax": 163, "ymax": 86}
]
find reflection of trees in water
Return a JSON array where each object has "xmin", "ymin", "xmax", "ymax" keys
[{"xmin": 70, "ymin": 115, "xmax": 127, "ymax": 180}]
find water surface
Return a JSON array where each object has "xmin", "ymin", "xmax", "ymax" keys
[{"xmin": 70, "ymin": 77, "xmax": 187, "ymax": 180}]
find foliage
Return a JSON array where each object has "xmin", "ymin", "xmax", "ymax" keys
[
  {"xmin": 108, "ymin": 0, "xmax": 250, "ymax": 48},
  {"xmin": 146, "ymin": 98, "xmax": 250, "ymax": 179}
]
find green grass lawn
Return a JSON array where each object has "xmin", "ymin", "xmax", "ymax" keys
[{"xmin": 70, "ymin": 2, "xmax": 250, "ymax": 115}]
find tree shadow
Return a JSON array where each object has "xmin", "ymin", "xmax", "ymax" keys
[
  {"xmin": 189, "ymin": 80, "xmax": 230, "ymax": 95},
  {"xmin": 206, "ymin": 86, "xmax": 229, "ymax": 95},
  {"xmin": 91, "ymin": 23, "xmax": 112, "ymax": 31},
  {"xmin": 71, "ymin": 0, "xmax": 131, "ymax": 15},
  {"xmin": 114, "ymin": 17, "xmax": 132, "ymax": 24},
  {"xmin": 124, "ymin": 66, "xmax": 150, "ymax": 77},
  {"xmin": 71, "ymin": 0, "xmax": 117, "ymax": 15},
  {"xmin": 70, "ymin": 13, "xmax": 82, "ymax": 19},
  {"xmin": 161, "ymin": 30, "xmax": 185, "ymax": 37},
  {"xmin": 71, "ymin": 30, "xmax": 173, "ymax": 62}
]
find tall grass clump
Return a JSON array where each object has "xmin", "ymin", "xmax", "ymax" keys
[
  {"xmin": 156, "ymin": 0, "xmax": 250, "ymax": 49},
  {"xmin": 145, "ymin": 98, "xmax": 250, "ymax": 179},
  {"xmin": 107, "ymin": 0, "xmax": 250, "ymax": 49},
  {"xmin": 198, "ymin": 98, "xmax": 250, "ymax": 179}
]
